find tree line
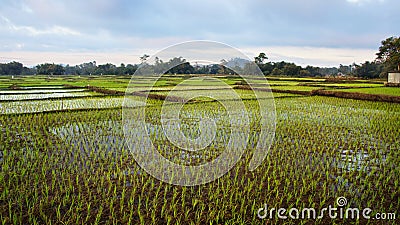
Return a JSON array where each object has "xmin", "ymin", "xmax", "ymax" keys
[
  {"xmin": 0, "ymin": 58, "xmax": 337, "ymax": 77},
  {"xmin": 0, "ymin": 61, "xmax": 139, "ymax": 76},
  {"xmin": 0, "ymin": 58, "xmax": 349, "ymax": 77},
  {"xmin": 1, "ymin": 36, "xmax": 398, "ymax": 79},
  {"xmin": 0, "ymin": 58, "xmax": 382, "ymax": 79},
  {"xmin": 253, "ymin": 36, "xmax": 399, "ymax": 79}
]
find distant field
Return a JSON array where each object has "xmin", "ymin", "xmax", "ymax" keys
[
  {"xmin": 265, "ymin": 76, "xmax": 326, "ymax": 82},
  {"xmin": 271, "ymin": 85, "xmax": 324, "ymax": 91},
  {"xmin": 309, "ymin": 83, "xmax": 384, "ymax": 88},
  {"xmin": 335, "ymin": 87, "xmax": 400, "ymax": 96},
  {"xmin": 0, "ymin": 75, "xmax": 398, "ymax": 97}
]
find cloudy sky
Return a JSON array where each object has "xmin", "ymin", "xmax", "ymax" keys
[{"xmin": 0, "ymin": 0, "xmax": 398, "ymax": 67}]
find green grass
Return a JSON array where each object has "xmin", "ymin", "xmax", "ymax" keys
[
  {"xmin": 305, "ymin": 82, "xmax": 384, "ymax": 88},
  {"xmin": 335, "ymin": 87, "xmax": 400, "ymax": 96},
  {"xmin": 266, "ymin": 76, "xmax": 326, "ymax": 82},
  {"xmin": 271, "ymin": 85, "xmax": 324, "ymax": 91},
  {"xmin": 148, "ymin": 89, "xmax": 300, "ymax": 101},
  {"xmin": 250, "ymin": 80, "xmax": 300, "ymax": 86}
]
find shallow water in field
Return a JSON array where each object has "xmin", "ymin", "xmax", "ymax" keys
[
  {"xmin": 0, "ymin": 85, "xmax": 149, "ymax": 114},
  {"xmin": 0, "ymin": 92, "xmax": 95, "ymax": 101},
  {"xmin": 335, "ymin": 149, "xmax": 385, "ymax": 172},
  {"xmin": 0, "ymin": 97, "xmax": 144, "ymax": 114},
  {"xmin": 50, "ymin": 120, "xmax": 390, "ymax": 178},
  {"xmin": 20, "ymin": 86, "xmax": 66, "ymax": 89},
  {"xmin": 0, "ymin": 88, "xmax": 86, "ymax": 94},
  {"xmin": 51, "ymin": 120, "xmax": 238, "ymax": 163}
]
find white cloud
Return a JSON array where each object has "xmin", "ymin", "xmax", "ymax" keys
[
  {"xmin": 346, "ymin": 0, "xmax": 385, "ymax": 4},
  {"xmin": 16, "ymin": 43, "xmax": 25, "ymax": 49},
  {"xmin": 21, "ymin": 3, "xmax": 33, "ymax": 13},
  {"xmin": 242, "ymin": 46, "xmax": 376, "ymax": 67},
  {"xmin": 0, "ymin": 0, "xmax": 398, "ymax": 66},
  {"xmin": 1, "ymin": 16, "xmax": 81, "ymax": 36},
  {"xmin": 0, "ymin": 45, "xmax": 378, "ymax": 68}
]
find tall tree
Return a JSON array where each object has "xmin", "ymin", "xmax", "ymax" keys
[
  {"xmin": 254, "ymin": 52, "xmax": 268, "ymax": 64},
  {"xmin": 353, "ymin": 61, "xmax": 382, "ymax": 79},
  {"xmin": 0, "ymin": 61, "xmax": 23, "ymax": 75},
  {"xmin": 78, "ymin": 61, "xmax": 96, "ymax": 75},
  {"xmin": 165, "ymin": 57, "xmax": 194, "ymax": 74},
  {"xmin": 282, "ymin": 63, "xmax": 301, "ymax": 76},
  {"xmin": 140, "ymin": 54, "xmax": 150, "ymax": 63},
  {"xmin": 376, "ymin": 36, "xmax": 400, "ymax": 75},
  {"xmin": 125, "ymin": 64, "xmax": 138, "ymax": 75},
  {"xmin": 36, "ymin": 63, "xmax": 64, "ymax": 75}
]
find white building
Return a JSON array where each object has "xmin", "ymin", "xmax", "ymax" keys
[{"xmin": 388, "ymin": 72, "xmax": 400, "ymax": 84}]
